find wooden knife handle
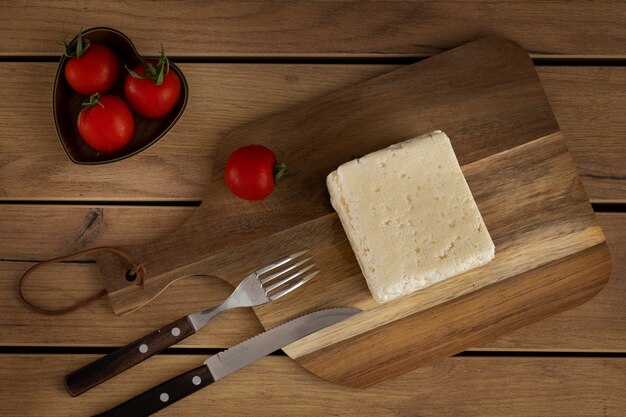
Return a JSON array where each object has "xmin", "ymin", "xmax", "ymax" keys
[
  {"xmin": 65, "ymin": 316, "xmax": 195, "ymax": 397},
  {"xmin": 93, "ymin": 365, "xmax": 214, "ymax": 417}
]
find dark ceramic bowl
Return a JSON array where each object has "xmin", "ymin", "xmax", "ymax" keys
[{"xmin": 53, "ymin": 27, "xmax": 189, "ymax": 164}]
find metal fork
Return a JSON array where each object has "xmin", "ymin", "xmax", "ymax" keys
[
  {"xmin": 64, "ymin": 251, "xmax": 318, "ymax": 397},
  {"xmin": 188, "ymin": 250, "xmax": 317, "ymax": 328}
]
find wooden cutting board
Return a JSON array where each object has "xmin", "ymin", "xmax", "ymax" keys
[{"xmin": 96, "ymin": 38, "xmax": 612, "ymax": 388}]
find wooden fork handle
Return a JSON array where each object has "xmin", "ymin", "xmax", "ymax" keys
[{"xmin": 64, "ymin": 315, "xmax": 195, "ymax": 396}]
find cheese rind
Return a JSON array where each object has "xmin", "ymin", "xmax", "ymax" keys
[{"xmin": 327, "ymin": 130, "xmax": 495, "ymax": 303}]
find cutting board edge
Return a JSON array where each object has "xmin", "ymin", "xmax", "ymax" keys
[{"xmin": 290, "ymin": 241, "xmax": 612, "ymax": 388}]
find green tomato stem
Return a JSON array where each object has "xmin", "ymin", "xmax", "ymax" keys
[
  {"xmin": 274, "ymin": 162, "xmax": 296, "ymax": 186},
  {"xmin": 62, "ymin": 28, "xmax": 90, "ymax": 58},
  {"xmin": 82, "ymin": 93, "xmax": 104, "ymax": 109},
  {"xmin": 126, "ymin": 45, "xmax": 170, "ymax": 86}
]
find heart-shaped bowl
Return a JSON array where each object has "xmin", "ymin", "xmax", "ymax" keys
[{"xmin": 53, "ymin": 27, "xmax": 189, "ymax": 164}]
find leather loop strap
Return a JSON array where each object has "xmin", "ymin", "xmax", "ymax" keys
[{"xmin": 18, "ymin": 246, "xmax": 146, "ymax": 316}]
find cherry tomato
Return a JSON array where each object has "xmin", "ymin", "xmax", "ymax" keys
[
  {"xmin": 65, "ymin": 43, "xmax": 120, "ymax": 96},
  {"xmin": 77, "ymin": 94, "xmax": 134, "ymax": 153},
  {"xmin": 224, "ymin": 145, "xmax": 280, "ymax": 200},
  {"xmin": 124, "ymin": 56, "xmax": 181, "ymax": 119}
]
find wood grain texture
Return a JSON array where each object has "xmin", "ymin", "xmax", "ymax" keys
[
  {"xmin": 92, "ymin": 38, "xmax": 611, "ymax": 387},
  {"xmin": 0, "ymin": 3, "xmax": 622, "ymax": 411},
  {"xmin": 294, "ymin": 242, "xmax": 610, "ymax": 387},
  {"xmin": 480, "ymin": 213, "xmax": 626, "ymax": 351},
  {"xmin": 0, "ymin": 63, "xmax": 625, "ymax": 202},
  {"xmin": 1, "ymin": 354, "xmax": 624, "ymax": 416},
  {"xmin": 538, "ymin": 67, "xmax": 626, "ymax": 202},
  {"xmin": 0, "ymin": 205, "xmax": 194, "ymax": 259},
  {"xmin": 1, "ymin": 213, "xmax": 623, "ymax": 351},
  {"xmin": 1, "ymin": 1, "xmax": 626, "ymax": 57}
]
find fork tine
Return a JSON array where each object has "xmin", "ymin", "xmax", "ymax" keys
[
  {"xmin": 268, "ymin": 270, "xmax": 319, "ymax": 301},
  {"xmin": 254, "ymin": 250, "xmax": 308, "ymax": 276},
  {"xmin": 260, "ymin": 257, "xmax": 312, "ymax": 284},
  {"xmin": 263, "ymin": 263, "xmax": 315, "ymax": 292}
]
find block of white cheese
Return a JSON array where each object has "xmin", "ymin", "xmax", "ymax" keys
[{"xmin": 327, "ymin": 130, "xmax": 495, "ymax": 303}]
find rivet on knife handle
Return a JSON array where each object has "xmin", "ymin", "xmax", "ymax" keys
[
  {"xmin": 64, "ymin": 315, "xmax": 195, "ymax": 397},
  {"xmin": 93, "ymin": 365, "xmax": 214, "ymax": 417}
]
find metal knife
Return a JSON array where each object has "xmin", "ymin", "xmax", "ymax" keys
[{"xmin": 93, "ymin": 307, "xmax": 360, "ymax": 417}]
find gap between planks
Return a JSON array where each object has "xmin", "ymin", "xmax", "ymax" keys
[
  {"xmin": 1, "ymin": 201, "xmax": 624, "ymax": 208},
  {"xmin": 1, "ymin": 345, "xmax": 625, "ymax": 357},
  {"xmin": 2, "ymin": 55, "xmax": 626, "ymax": 65}
]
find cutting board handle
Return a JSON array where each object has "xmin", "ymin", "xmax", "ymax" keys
[{"xmin": 18, "ymin": 246, "xmax": 144, "ymax": 315}]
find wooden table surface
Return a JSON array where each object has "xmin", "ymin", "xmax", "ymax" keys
[{"xmin": 1, "ymin": 2, "xmax": 625, "ymax": 416}]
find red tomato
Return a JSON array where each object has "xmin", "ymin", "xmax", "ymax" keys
[
  {"xmin": 124, "ymin": 60, "xmax": 181, "ymax": 119},
  {"xmin": 65, "ymin": 44, "xmax": 120, "ymax": 95},
  {"xmin": 225, "ymin": 145, "xmax": 279, "ymax": 200},
  {"xmin": 77, "ymin": 95, "xmax": 134, "ymax": 153}
]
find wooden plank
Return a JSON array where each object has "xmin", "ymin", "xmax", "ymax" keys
[
  {"xmin": 0, "ymin": 211, "xmax": 623, "ymax": 352},
  {"xmin": 0, "ymin": 205, "xmax": 195, "ymax": 259},
  {"xmin": 538, "ymin": 67, "xmax": 626, "ymax": 202},
  {"xmin": 1, "ymin": 1, "xmax": 626, "ymax": 57},
  {"xmin": 0, "ymin": 63, "xmax": 624, "ymax": 202},
  {"xmin": 1, "ymin": 354, "xmax": 624, "ymax": 416}
]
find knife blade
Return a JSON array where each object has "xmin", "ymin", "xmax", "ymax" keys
[{"xmin": 94, "ymin": 307, "xmax": 360, "ymax": 417}]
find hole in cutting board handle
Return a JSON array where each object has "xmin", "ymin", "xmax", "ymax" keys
[{"xmin": 125, "ymin": 269, "xmax": 137, "ymax": 282}]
